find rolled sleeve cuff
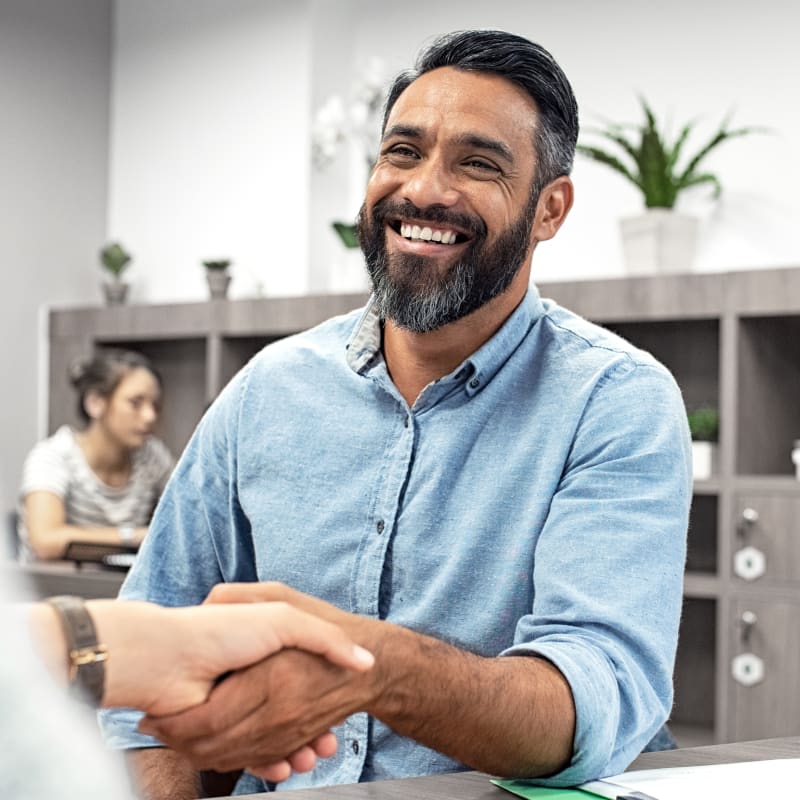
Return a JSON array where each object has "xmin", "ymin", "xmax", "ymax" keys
[
  {"xmin": 97, "ymin": 707, "xmax": 163, "ymax": 751},
  {"xmin": 500, "ymin": 640, "xmax": 618, "ymax": 786}
]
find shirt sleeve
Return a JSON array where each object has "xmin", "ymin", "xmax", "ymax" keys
[
  {"xmin": 19, "ymin": 438, "xmax": 70, "ymax": 500},
  {"xmin": 501, "ymin": 359, "xmax": 692, "ymax": 785},
  {"xmin": 98, "ymin": 367, "xmax": 259, "ymax": 750}
]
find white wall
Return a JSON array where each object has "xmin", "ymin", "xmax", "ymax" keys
[
  {"xmin": 0, "ymin": 0, "xmax": 111, "ymax": 511},
  {"xmin": 109, "ymin": 0, "xmax": 312, "ymax": 301}
]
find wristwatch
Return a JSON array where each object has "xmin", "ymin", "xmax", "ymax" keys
[
  {"xmin": 118, "ymin": 525, "xmax": 135, "ymax": 544},
  {"xmin": 46, "ymin": 595, "xmax": 107, "ymax": 705}
]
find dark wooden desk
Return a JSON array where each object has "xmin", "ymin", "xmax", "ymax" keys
[
  {"xmin": 218, "ymin": 737, "xmax": 800, "ymax": 799},
  {"xmin": 0, "ymin": 560, "xmax": 126, "ymax": 599}
]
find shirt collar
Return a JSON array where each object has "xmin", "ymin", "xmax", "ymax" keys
[{"xmin": 345, "ymin": 285, "xmax": 546, "ymax": 393}]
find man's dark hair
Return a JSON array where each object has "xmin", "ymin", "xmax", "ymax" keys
[{"xmin": 383, "ymin": 29, "xmax": 579, "ymax": 192}]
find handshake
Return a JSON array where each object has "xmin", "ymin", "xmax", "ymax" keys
[{"xmin": 31, "ymin": 583, "xmax": 381, "ymax": 784}]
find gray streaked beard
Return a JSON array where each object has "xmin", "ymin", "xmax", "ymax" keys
[{"xmin": 357, "ymin": 190, "xmax": 539, "ymax": 333}]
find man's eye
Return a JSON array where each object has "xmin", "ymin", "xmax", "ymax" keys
[
  {"xmin": 386, "ymin": 145, "xmax": 418, "ymax": 159},
  {"xmin": 464, "ymin": 159, "xmax": 499, "ymax": 173}
]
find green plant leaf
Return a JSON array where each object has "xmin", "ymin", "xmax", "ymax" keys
[
  {"xmin": 332, "ymin": 221, "xmax": 360, "ymax": 248},
  {"xmin": 677, "ymin": 172, "xmax": 722, "ymax": 199},
  {"xmin": 100, "ymin": 242, "xmax": 132, "ymax": 276},
  {"xmin": 687, "ymin": 406, "xmax": 719, "ymax": 441},
  {"xmin": 577, "ymin": 99, "xmax": 761, "ymax": 210},
  {"xmin": 676, "ymin": 125, "xmax": 756, "ymax": 186},
  {"xmin": 575, "ymin": 145, "xmax": 640, "ymax": 188}
]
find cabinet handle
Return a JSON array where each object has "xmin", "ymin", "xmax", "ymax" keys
[
  {"xmin": 740, "ymin": 610, "xmax": 758, "ymax": 643},
  {"xmin": 737, "ymin": 507, "xmax": 759, "ymax": 536}
]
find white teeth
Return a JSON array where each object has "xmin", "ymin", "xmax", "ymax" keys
[{"xmin": 398, "ymin": 223, "xmax": 459, "ymax": 244}]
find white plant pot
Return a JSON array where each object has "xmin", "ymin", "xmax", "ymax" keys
[
  {"xmin": 619, "ymin": 209, "xmax": 698, "ymax": 275},
  {"xmin": 101, "ymin": 278, "xmax": 129, "ymax": 305},
  {"xmin": 692, "ymin": 441, "xmax": 718, "ymax": 481},
  {"xmin": 205, "ymin": 269, "xmax": 231, "ymax": 300}
]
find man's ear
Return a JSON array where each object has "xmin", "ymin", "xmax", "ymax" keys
[
  {"xmin": 83, "ymin": 391, "xmax": 106, "ymax": 421},
  {"xmin": 531, "ymin": 175, "xmax": 574, "ymax": 243}
]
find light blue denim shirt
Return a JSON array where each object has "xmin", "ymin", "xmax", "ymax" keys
[{"xmin": 99, "ymin": 285, "xmax": 691, "ymax": 793}]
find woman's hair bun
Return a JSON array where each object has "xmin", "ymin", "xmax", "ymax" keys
[{"xmin": 67, "ymin": 355, "xmax": 92, "ymax": 387}]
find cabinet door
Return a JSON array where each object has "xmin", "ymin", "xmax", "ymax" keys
[
  {"xmin": 732, "ymin": 494, "xmax": 800, "ymax": 585},
  {"xmin": 727, "ymin": 597, "xmax": 800, "ymax": 740}
]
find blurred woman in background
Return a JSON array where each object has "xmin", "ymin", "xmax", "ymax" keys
[{"xmin": 18, "ymin": 349, "xmax": 173, "ymax": 560}]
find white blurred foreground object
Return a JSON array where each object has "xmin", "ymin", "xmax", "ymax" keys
[{"xmin": 580, "ymin": 758, "xmax": 800, "ymax": 800}]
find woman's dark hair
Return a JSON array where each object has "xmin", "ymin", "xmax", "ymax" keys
[
  {"xmin": 68, "ymin": 349, "xmax": 161, "ymax": 425},
  {"xmin": 382, "ymin": 30, "xmax": 579, "ymax": 194}
]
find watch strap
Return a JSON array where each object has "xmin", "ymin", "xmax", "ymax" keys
[{"xmin": 47, "ymin": 595, "xmax": 107, "ymax": 706}]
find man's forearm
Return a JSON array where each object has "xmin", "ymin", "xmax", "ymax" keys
[
  {"xmin": 202, "ymin": 581, "xmax": 576, "ymax": 779},
  {"xmin": 365, "ymin": 621, "xmax": 575, "ymax": 778},
  {"xmin": 128, "ymin": 748, "xmax": 202, "ymax": 800}
]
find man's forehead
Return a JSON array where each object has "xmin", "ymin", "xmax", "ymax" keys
[{"xmin": 384, "ymin": 66, "xmax": 538, "ymax": 143}]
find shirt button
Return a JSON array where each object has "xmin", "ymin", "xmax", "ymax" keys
[
  {"xmin": 376, "ymin": 519, "xmax": 385, "ymax": 534},
  {"xmin": 351, "ymin": 739, "xmax": 360, "ymax": 755},
  {"xmin": 469, "ymin": 377, "xmax": 480, "ymax": 389},
  {"xmin": 404, "ymin": 415, "xmax": 409, "ymax": 428}
]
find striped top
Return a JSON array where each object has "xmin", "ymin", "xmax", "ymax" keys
[{"xmin": 18, "ymin": 425, "xmax": 174, "ymax": 560}]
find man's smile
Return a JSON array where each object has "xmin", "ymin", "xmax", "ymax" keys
[{"xmin": 386, "ymin": 217, "xmax": 472, "ymax": 252}]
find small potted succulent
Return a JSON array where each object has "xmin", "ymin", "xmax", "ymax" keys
[
  {"xmin": 202, "ymin": 259, "xmax": 232, "ymax": 300},
  {"xmin": 687, "ymin": 406, "xmax": 720, "ymax": 480},
  {"xmin": 99, "ymin": 242, "xmax": 132, "ymax": 305},
  {"xmin": 577, "ymin": 98, "xmax": 759, "ymax": 274}
]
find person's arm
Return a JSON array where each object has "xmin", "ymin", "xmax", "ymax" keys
[
  {"xmin": 26, "ymin": 597, "xmax": 373, "ymax": 715},
  {"xmin": 140, "ymin": 584, "xmax": 573, "ymax": 779},
  {"xmin": 24, "ymin": 490, "xmax": 146, "ymax": 559}
]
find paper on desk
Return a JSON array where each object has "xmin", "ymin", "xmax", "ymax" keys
[
  {"xmin": 579, "ymin": 757, "xmax": 800, "ymax": 800},
  {"xmin": 491, "ymin": 781, "xmax": 593, "ymax": 799}
]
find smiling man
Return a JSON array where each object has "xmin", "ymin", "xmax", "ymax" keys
[{"xmin": 99, "ymin": 30, "xmax": 691, "ymax": 799}]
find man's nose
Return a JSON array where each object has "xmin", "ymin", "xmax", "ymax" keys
[{"xmin": 402, "ymin": 156, "xmax": 460, "ymax": 209}]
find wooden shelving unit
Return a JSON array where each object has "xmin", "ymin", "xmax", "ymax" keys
[{"xmin": 48, "ymin": 266, "xmax": 800, "ymax": 747}]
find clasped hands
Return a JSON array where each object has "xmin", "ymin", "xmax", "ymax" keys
[{"xmin": 138, "ymin": 583, "xmax": 385, "ymax": 783}]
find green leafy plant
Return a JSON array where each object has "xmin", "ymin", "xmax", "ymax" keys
[
  {"xmin": 99, "ymin": 242, "xmax": 132, "ymax": 277},
  {"xmin": 687, "ymin": 406, "xmax": 719, "ymax": 442},
  {"xmin": 202, "ymin": 259, "xmax": 232, "ymax": 271},
  {"xmin": 577, "ymin": 98, "xmax": 759, "ymax": 208},
  {"xmin": 332, "ymin": 221, "xmax": 359, "ymax": 249}
]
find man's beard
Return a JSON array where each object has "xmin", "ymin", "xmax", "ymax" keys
[{"xmin": 356, "ymin": 188, "xmax": 538, "ymax": 333}]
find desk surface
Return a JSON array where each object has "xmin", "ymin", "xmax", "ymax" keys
[
  {"xmin": 218, "ymin": 737, "xmax": 800, "ymax": 799},
  {"xmin": 0, "ymin": 559, "xmax": 126, "ymax": 600}
]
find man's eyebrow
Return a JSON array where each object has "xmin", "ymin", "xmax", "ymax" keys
[
  {"xmin": 381, "ymin": 125, "xmax": 515, "ymax": 164},
  {"xmin": 454, "ymin": 133, "xmax": 514, "ymax": 164},
  {"xmin": 382, "ymin": 123, "xmax": 424, "ymax": 141}
]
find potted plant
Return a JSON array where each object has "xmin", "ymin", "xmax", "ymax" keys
[
  {"xmin": 687, "ymin": 406, "xmax": 720, "ymax": 480},
  {"xmin": 577, "ymin": 98, "xmax": 759, "ymax": 274},
  {"xmin": 202, "ymin": 259, "xmax": 232, "ymax": 300},
  {"xmin": 311, "ymin": 58, "xmax": 386, "ymax": 252},
  {"xmin": 99, "ymin": 242, "xmax": 132, "ymax": 305}
]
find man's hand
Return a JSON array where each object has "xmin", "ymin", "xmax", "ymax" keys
[
  {"xmin": 141, "ymin": 581, "xmax": 575, "ymax": 781},
  {"xmin": 138, "ymin": 644, "xmax": 378, "ymax": 776},
  {"xmin": 138, "ymin": 584, "xmax": 385, "ymax": 779}
]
